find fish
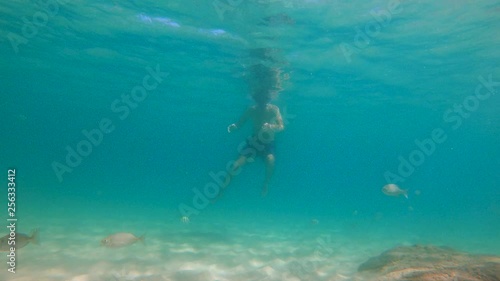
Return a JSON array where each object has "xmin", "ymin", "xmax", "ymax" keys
[
  {"xmin": 101, "ymin": 232, "xmax": 145, "ymax": 248},
  {"xmin": 0, "ymin": 229, "xmax": 39, "ymax": 251},
  {"xmin": 382, "ymin": 184, "xmax": 408, "ymax": 198}
]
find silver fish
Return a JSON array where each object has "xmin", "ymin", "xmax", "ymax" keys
[
  {"xmin": 0, "ymin": 229, "xmax": 39, "ymax": 251},
  {"xmin": 382, "ymin": 184, "xmax": 408, "ymax": 198},
  {"xmin": 101, "ymin": 232, "xmax": 144, "ymax": 248}
]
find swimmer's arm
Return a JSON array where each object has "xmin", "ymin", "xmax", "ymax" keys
[
  {"xmin": 228, "ymin": 107, "xmax": 252, "ymax": 132},
  {"xmin": 267, "ymin": 106, "xmax": 284, "ymax": 132}
]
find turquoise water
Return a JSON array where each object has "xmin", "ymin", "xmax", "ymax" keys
[{"xmin": 1, "ymin": 0, "xmax": 499, "ymax": 280}]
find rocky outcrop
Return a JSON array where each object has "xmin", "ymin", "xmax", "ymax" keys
[{"xmin": 357, "ymin": 245, "xmax": 500, "ymax": 281}]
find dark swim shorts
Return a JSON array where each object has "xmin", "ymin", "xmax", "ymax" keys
[{"xmin": 240, "ymin": 134, "xmax": 275, "ymax": 158}]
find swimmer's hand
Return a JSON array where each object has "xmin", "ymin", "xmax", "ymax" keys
[
  {"xmin": 227, "ymin": 123, "xmax": 237, "ymax": 133},
  {"xmin": 262, "ymin": 123, "xmax": 273, "ymax": 131}
]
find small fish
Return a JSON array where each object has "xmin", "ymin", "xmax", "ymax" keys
[
  {"xmin": 101, "ymin": 232, "xmax": 144, "ymax": 248},
  {"xmin": 0, "ymin": 229, "xmax": 39, "ymax": 251},
  {"xmin": 382, "ymin": 184, "xmax": 408, "ymax": 198}
]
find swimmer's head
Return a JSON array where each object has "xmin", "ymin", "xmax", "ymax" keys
[{"xmin": 247, "ymin": 63, "xmax": 283, "ymax": 107}]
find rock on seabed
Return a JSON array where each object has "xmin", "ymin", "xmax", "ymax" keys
[{"xmin": 356, "ymin": 245, "xmax": 500, "ymax": 281}]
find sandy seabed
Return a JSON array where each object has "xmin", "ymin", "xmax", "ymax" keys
[{"xmin": 1, "ymin": 212, "xmax": 498, "ymax": 281}]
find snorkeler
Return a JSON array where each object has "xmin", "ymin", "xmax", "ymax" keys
[{"xmin": 226, "ymin": 93, "xmax": 284, "ymax": 196}]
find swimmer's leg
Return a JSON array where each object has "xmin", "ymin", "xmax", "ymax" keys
[
  {"xmin": 213, "ymin": 155, "xmax": 248, "ymax": 202},
  {"xmin": 228, "ymin": 154, "xmax": 248, "ymax": 186}
]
